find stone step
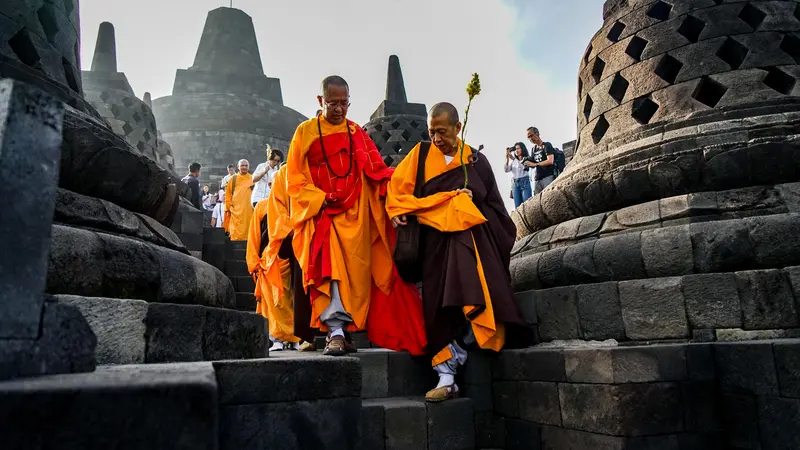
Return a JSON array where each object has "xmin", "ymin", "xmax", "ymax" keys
[
  {"xmin": 231, "ymin": 275, "xmax": 256, "ymax": 293},
  {"xmin": 227, "ymin": 248, "xmax": 247, "ymax": 260},
  {"xmin": 235, "ymin": 292, "xmax": 257, "ymax": 311},
  {"xmin": 57, "ymin": 295, "xmax": 268, "ymax": 364},
  {"xmin": 361, "ymin": 397, "xmax": 475, "ymax": 450},
  {"xmin": 228, "ymin": 240, "xmax": 248, "ymax": 251},
  {"xmin": 224, "ymin": 259, "xmax": 249, "ymax": 277}
]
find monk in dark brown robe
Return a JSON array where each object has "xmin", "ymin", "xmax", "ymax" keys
[{"xmin": 386, "ymin": 102, "xmax": 529, "ymax": 402}]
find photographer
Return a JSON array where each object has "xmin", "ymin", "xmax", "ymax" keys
[
  {"xmin": 524, "ymin": 126, "xmax": 556, "ymax": 193},
  {"xmin": 504, "ymin": 142, "xmax": 532, "ymax": 208}
]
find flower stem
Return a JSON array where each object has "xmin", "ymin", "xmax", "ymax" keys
[{"xmin": 459, "ymin": 98, "xmax": 473, "ymax": 189}]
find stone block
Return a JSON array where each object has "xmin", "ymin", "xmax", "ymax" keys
[
  {"xmin": 474, "ymin": 412, "xmax": 505, "ymax": 449},
  {"xmin": 426, "ymin": 398, "xmax": 475, "ymax": 450},
  {"xmin": 461, "ymin": 349, "xmax": 493, "ymax": 385},
  {"xmin": 564, "ymin": 349, "xmax": 613, "ymax": 383},
  {"xmin": 611, "ymin": 344, "xmax": 688, "ymax": 383},
  {"xmin": 540, "ymin": 425, "xmax": 683, "ymax": 450},
  {"xmin": 619, "ymin": 278, "xmax": 689, "ymax": 340},
  {"xmin": 774, "ymin": 340, "xmax": 800, "ymax": 399},
  {"xmin": 506, "ymin": 419, "xmax": 541, "ymax": 450},
  {"xmin": 386, "ymin": 351, "xmax": 437, "ymax": 397},
  {"xmin": 97, "ymin": 232, "xmax": 161, "ymax": 300},
  {"xmin": 720, "ymin": 393, "xmax": 761, "ymax": 449},
  {"xmin": 682, "ymin": 273, "xmax": 742, "ymax": 329},
  {"xmin": 594, "ymin": 231, "xmax": 646, "ymax": 281},
  {"xmin": 214, "ymin": 357, "xmax": 360, "ymax": 404},
  {"xmin": 558, "ymin": 382, "xmax": 684, "ymax": 436},
  {"xmin": 683, "ymin": 382, "xmax": 719, "ymax": 433},
  {"xmin": 202, "ymin": 307, "xmax": 267, "ymax": 361},
  {"xmin": 576, "ymin": 282, "xmax": 626, "ymax": 340},
  {"xmin": 537, "ymin": 247, "xmax": 568, "ymax": 287},
  {"xmin": 510, "ymin": 252, "xmax": 541, "ymax": 291},
  {"xmin": 736, "ymin": 269, "xmax": 799, "ymax": 330},
  {"xmin": 758, "ymin": 397, "xmax": 800, "ymax": 450},
  {"xmin": 374, "ymin": 398, "xmax": 428, "ymax": 450},
  {"xmin": 57, "ymin": 295, "xmax": 146, "ymax": 365},
  {"xmin": 747, "ymin": 214, "xmax": 800, "ymax": 269},
  {"xmin": 0, "ymin": 363, "xmax": 218, "ymax": 449},
  {"xmin": 145, "ymin": 303, "xmax": 205, "ymax": 363},
  {"xmin": 715, "ymin": 341, "xmax": 779, "ymax": 396},
  {"xmin": 360, "ymin": 402, "xmax": 385, "ymax": 450},
  {"xmin": 219, "ymin": 397, "xmax": 360, "ymax": 450},
  {"xmin": 518, "ymin": 381, "xmax": 561, "ymax": 426},
  {"xmin": 493, "ymin": 381, "xmax": 520, "ymax": 418},
  {"xmin": 561, "ymin": 240, "xmax": 598, "ymax": 283},
  {"xmin": 493, "ymin": 348, "xmax": 566, "ymax": 382},
  {"xmin": 354, "ymin": 349, "xmax": 389, "ymax": 399},
  {"xmin": 641, "ymin": 225, "xmax": 694, "ymax": 278},
  {"xmin": 515, "ymin": 290, "xmax": 538, "ymax": 325},
  {"xmin": 462, "ymin": 382, "xmax": 493, "ymax": 413},
  {"xmin": 687, "ymin": 343, "xmax": 716, "ymax": 382},
  {"xmin": 0, "ymin": 80, "xmax": 63, "ymax": 341},
  {"xmin": 536, "ymin": 287, "xmax": 582, "ymax": 341},
  {"xmin": 690, "ymin": 220, "xmax": 754, "ymax": 273}
]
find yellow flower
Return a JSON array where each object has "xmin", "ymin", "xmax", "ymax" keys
[{"xmin": 466, "ymin": 73, "xmax": 481, "ymax": 99}]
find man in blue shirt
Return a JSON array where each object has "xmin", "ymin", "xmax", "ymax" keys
[
  {"xmin": 525, "ymin": 127, "xmax": 556, "ymax": 194},
  {"xmin": 181, "ymin": 162, "xmax": 203, "ymax": 210}
]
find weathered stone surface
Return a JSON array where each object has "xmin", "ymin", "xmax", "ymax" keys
[
  {"xmin": 758, "ymin": 397, "xmax": 800, "ymax": 450},
  {"xmin": 203, "ymin": 307, "xmax": 267, "ymax": 361},
  {"xmin": 220, "ymin": 397, "xmax": 360, "ymax": 450},
  {"xmin": 354, "ymin": 350, "xmax": 389, "ymax": 399},
  {"xmin": 386, "ymin": 351, "xmax": 437, "ymax": 397},
  {"xmin": 427, "ymin": 398, "xmax": 475, "ymax": 450},
  {"xmin": 372, "ymin": 397, "xmax": 428, "ymax": 449},
  {"xmin": 537, "ymin": 247, "xmax": 568, "ymax": 287},
  {"xmin": 690, "ymin": 220, "xmax": 754, "ymax": 273},
  {"xmin": 774, "ymin": 340, "xmax": 800, "ymax": 399},
  {"xmin": 535, "ymin": 287, "xmax": 582, "ymax": 341},
  {"xmin": 57, "ymin": 295, "xmax": 146, "ymax": 365},
  {"xmin": 214, "ymin": 357, "xmax": 360, "ymax": 404},
  {"xmin": 144, "ymin": 303, "xmax": 205, "ymax": 363},
  {"xmin": 594, "ymin": 231, "xmax": 646, "ymax": 280},
  {"xmin": 564, "ymin": 349, "xmax": 613, "ymax": 384},
  {"xmin": 559, "ymin": 382, "xmax": 683, "ymax": 436},
  {"xmin": 715, "ymin": 341, "xmax": 780, "ymax": 396},
  {"xmin": 474, "ymin": 412, "xmax": 505, "ymax": 449},
  {"xmin": 493, "ymin": 381, "xmax": 520, "ymax": 419},
  {"xmin": 682, "ymin": 273, "xmax": 742, "ymax": 329},
  {"xmin": 518, "ymin": 382, "xmax": 561, "ymax": 426},
  {"xmin": 736, "ymin": 269, "xmax": 799, "ymax": 330},
  {"xmin": 619, "ymin": 278, "xmax": 689, "ymax": 340},
  {"xmin": 506, "ymin": 419, "xmax": 541, "ymax": 450},
  {"xmin": 0, "ymin": 79, "xmax": 63, "ymax": 341},
  {"xmin": 611, "ymin": 344, "xmax": 687, "ymax": 383},
  {"xmin": 641, "ymin": 225, "xmax": 694, "ymax": 278},
  {"xmin": 561, "ymin": 240, "xmax": 598, "ymax": 283},
  {"xmin": 540, "ymin": 425, "xmax": 685, "ymax": 450},
  {"xmin": 360, "ymin": 402, "xmax": 385, "ymax": 450},
  {"xmin": 746, "ymin": 214, "xmax": 800, "ymax": 269},
  {"xmin": 720, "ymin": 393, "xmax": 761, "ymax": 449},
  {"xmin": 0, "ymin": 363, "xmax": 218, "ymax": 449},
  {"xmin": 493, "ymin": 348, "xmax": 566, "ymax": 382},
  {"xmin": 576, "ymin": 282, "xmax": 625, "ymax": 340}
]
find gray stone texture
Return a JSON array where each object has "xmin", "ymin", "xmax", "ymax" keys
[
  {"xmin": 47, "ymin": 225, "xmax": 235, "ymax": 307},
  {"xmin": 368, "ymin": 397, "xmax": 428, "ymax": 450},
  {"xmin": 682, "ymin": 273, "xmax": 742, "ymax": 329},
  {"xmin": 535, "ymin": 287, "xmax": 582, "ymax": 341},
  {"xmin": 576, "ymin": 282, "xmax": 625, "ymax": 340},
  {"xmin": 426, "ymin": 398, "xmax": 475, "ymax": 450},
  {"xmin": 354, "ymin": 350, "xmax": 389, "ymax": 399},
  {"xmin": 736, "ymin": 269, "xmax": 799, "ymax": 330},
  {"xmin": 0, "ymin": 363, "xmax": 219, "ymax": 449},
  {"xmin": 0, "ymin": 78, "xmax": 63, "ymax": 340},
  {"xmin": 774, "ymin": 340, "xmax": 800, "ymax": 399},
  {"xmin": 715, "ymin": 341, "xmax": 780, "ymax": 396},
  {"xmin": 619, "ymin": 278, "xmax": 689, "ymax": 340}
]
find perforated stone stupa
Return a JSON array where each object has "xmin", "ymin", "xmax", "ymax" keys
[
  {"xmin": 81, "ymin": 22, "xmax": 175, "ymax": 173},
  {"xmin": 363, "ymin": 55, "xmax": 429, "ymax": 167},
  {"xmin": 152, "ymin": 7, "xmax": 306, "ymax": 186}
]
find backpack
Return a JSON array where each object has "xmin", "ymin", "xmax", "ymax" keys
[{"xmin": 552, "ymin": 146, "xmax": 566, "ymax": 179}]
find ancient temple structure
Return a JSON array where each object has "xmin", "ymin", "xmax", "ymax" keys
[
  {"xmin": 81, "ymin": 22, "xmax": 175, "ymax": 173},
  {"xmin": 363, "ymin": 55, "xmax": 429, "ymax": 167},
  {"xmin": 152, "ymin": 7, "xmax": 306, "ymax": 187},
  {"xmin": 505, "ymin": 0, "xmax": 800, "ymax": 447}
]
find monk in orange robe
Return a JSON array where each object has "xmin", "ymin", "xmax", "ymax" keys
[
  {"xmin": 246, "ymin": 165, "xmax": 305, "ymax": 351},
  {"xmin": 286, "ymin": 75, "xmax": 426, "ymax": 357},
  {"xmin": 387, "ymin": 102, "xmax": 530, "ymax": 402},
  {"xmin": 225, "ymin": 159, "xmax": 254, "ymax": 241}
]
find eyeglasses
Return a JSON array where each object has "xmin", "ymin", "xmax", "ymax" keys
[{"xmin": 324, "ymin": 100, "xmax": 351, "ymax": 109}]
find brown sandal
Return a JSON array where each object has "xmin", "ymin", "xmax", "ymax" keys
[
  {"xmin": 323, "ymin": 335, "xmax": 347, "ymax": 356},
  {"xmin": 425, "ymin": 384, "xmax": 460, "ymax": 403}
]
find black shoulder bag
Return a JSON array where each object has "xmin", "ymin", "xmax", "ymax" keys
[{"xmin": 393, "ymin": 142, "xmax": 431, "ymax": 284}]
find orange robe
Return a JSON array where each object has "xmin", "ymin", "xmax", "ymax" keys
[
  {"xmin": 386, "ymin": 141, "xmax": 507, "ymax": 365},
  {"xmin": 246, "ymin": 175, "xmax": 299, "ymax": 343},
  {"xmin": 286, "ymin": 115, "xmax": 426, "ymax": 355},
  {"xmin": 225, "ymin": 172, "xmax": 254, "ymax": 241}
]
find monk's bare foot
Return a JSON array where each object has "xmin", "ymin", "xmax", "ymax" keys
[
  {"xmin": 425, "ymin": 384, "xmax": 459, "ymax": 403},
  {"xmin": 323, "ymin": 335, "xmax": 347, "ymax": 356}
]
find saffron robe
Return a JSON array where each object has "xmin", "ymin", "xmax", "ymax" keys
[
  {"xmin": 386, "ymin": 141, "xmax": 529, "ymax": 363},
  {"xmin": 225, "ymin": 172, "xmax": 253, "ymax": 241},
  {"xmin": 286, "ymin": 115, "xmax": 426, "ymax": 355},
  {"xmin": 246, "ymin": 178, "xmax": 300, "ymax": 343}
]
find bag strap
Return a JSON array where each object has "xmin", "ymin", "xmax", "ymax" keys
[{"xmin": 413, "ymin": 142, "xmax": 431, "ymax": 198}]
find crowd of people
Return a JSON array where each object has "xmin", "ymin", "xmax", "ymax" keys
[
  {"xmin": 503, "ymin": 127, "xmax": 565, "ymax": 209},
  {"xmin": 193, "ymin": 75, "xmax": 531, "ymax": 402}
]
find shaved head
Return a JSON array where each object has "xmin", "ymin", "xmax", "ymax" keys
[
  {"xmin": 321, "ymin": 75, "xmax": 349, "ymax": 96},
  {"xmin": 428, "ymin": 102, "xmax": 459, "ymax": 126}
]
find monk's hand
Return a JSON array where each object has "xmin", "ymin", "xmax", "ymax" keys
[
  {"xmin": 458, "ymin": 188, "xmax": 473, "ymax": 200},
  {"xmin": 391, "ymin": 215, "xmax": 408, "ymax": 228}
]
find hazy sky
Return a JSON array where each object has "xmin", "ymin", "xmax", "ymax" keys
[{"xmin": 78, "ymin": 0, "xmax": 603, "ymax": 208}]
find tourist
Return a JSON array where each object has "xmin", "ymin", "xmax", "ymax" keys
[
  {"xmin": 251, "ymin": 145, "xmax": 283, "ymax": 207},
  {"xmin": 202, "ymin": 185, "xmax": 216, "ymax": 211},
  {"xmin": 181, "ymin": 162, "xmax": 203, "ymax": 211},
  {"xmin": 211, "ymin": 186, "xmax": 225, "ymax": 228},
  {"xmin": 504, "ymin": 142, "xmax": 532, "ymax": 208},
  {"xmin": 386, "ymin": 102, "xmax": 529, "ymax": 403},
  {"xmin": 246, "ymin": 164, "xmax": 306, "ymax": 351},
  {"xmin": 221, "ymin": 164, "xmax": 236, "ymax": 189},
  {"xmin": 525, "ymin": 126, "xmax": 556, "ymax": 193},
  {"xmin": 285, "ymin": 75, "xmax": 426, "ymax": 357},
  {"xmin": 224, "ymin": 159, "xmax": 254, "ymax": 241}
]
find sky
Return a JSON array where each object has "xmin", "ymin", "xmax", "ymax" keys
[{"xmin": 78, "ymin": 0, "xmax": 604, "ymax": 209}]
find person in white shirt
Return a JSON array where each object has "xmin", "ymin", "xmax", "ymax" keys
[
  {"xmin": 221, "ymin": 164, "xmax": 236, "ymax": 190},
  {"xmin": 251, "ymin": 145, "xmax": 284, "ymax": 207},
  {"xmin": 211, "ymin": 187, "xmax": 225, "ymax": 227},
  {"xmin": 504, "ymin": 142, "xmax": 532, "ymax": 208}
]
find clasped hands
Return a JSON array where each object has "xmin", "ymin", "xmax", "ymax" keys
[{"xmin": 391, "ymin": 188, "xmax": 473, "ymax": 228}]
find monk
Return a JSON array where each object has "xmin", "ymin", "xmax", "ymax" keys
[
  {"xmin": 386, "ymin": 102, "xmax": 529, "ymax": 402},
  {"xmin": 246, "ymin": 164, "xmax": 308, "ymax": 351},
  {"xmin": 225, "ymin": 159, "xmax": 254, "ymax": 241},
  {"xmin": 286, "ymin": 75, "xmax": 426, "ymax": 357}
]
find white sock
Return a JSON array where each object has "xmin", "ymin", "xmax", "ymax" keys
[
  {"xmin": 330, "ymin": 328, "xmax": 345, "ymax": 338},
  {"xmin": 436, "ymin": 374, "xmax": 455, "ymax": 388}
]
